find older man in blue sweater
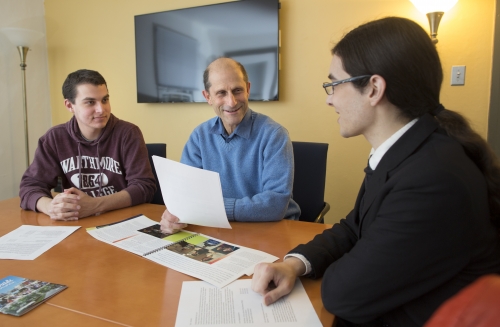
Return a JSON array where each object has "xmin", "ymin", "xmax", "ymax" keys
[{"xmin": 160, "ymin": 58, "xmax": 300, "ymax": 233}]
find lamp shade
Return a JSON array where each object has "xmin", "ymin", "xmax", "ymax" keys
[
  {"xmin": 1, "ymin": 27, "xmax": 44, "ymax": 47},
  {"xmin": 409, "ymin": 0, "xmax": 458, "ymax": 14}
]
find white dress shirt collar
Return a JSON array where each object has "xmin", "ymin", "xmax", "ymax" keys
[{"xmin": 369, "ymin": 118, "xmax": 418, "ymax": 170}]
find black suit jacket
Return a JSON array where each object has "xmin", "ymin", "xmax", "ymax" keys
[{"xmin": 291, "ymin": 114, "xmax": 500, "ymax": 326}]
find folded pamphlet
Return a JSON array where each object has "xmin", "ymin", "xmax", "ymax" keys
[{"xmin": 0, "ymin": 275, "xmax": 66, "ymax": 317}]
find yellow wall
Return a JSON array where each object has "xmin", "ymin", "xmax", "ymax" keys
[{"xmin": 44, "ymin": 0, "xmax": 495, "ymax": 224}]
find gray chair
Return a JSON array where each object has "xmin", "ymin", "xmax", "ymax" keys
[
  {"xmin": 146, "ymin": 143, "xmax": 167, "ymax": 205},
  {"xmin": 292, "ymin": 141, "xmax": 330, "ymax": 223}
]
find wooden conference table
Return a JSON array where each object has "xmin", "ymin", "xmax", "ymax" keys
[{"xmin": 0, "ymin": 197, "xmax": 335, "ymax": 327}]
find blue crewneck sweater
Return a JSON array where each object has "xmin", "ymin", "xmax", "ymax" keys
[{"xmin": 181, "ymin": 109, "xmax": 300, "ymax": 221}]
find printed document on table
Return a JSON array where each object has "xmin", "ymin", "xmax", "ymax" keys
[
  {"xmin": 86, "ymin": 214, "xmax": 177, "ymax": 255},
  {"xmin": 152, "ymin": 156, "xmax": 231, "ymax": 229},
  {"xmin": 87, "ymin": 215, "xmax": 278, "ymax": 288},
  {"xmin": 146, "ymin": 238, "xmax": 278, "ymax": 288},
  {"xmin": 175, "ymin": 279, "xmax": 322, "ymax": 327},
  {"xmin": 0, "ymin": 225, "xmax": 80, "ymax": 260}
]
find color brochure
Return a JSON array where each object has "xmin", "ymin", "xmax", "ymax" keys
[
  {"xmin": 86, "ymin": 215, "xmax": 278, "ymax": 288},
  {"xmin": 0, "ymin": 275, "xmax": 67, "ymax": 317}
]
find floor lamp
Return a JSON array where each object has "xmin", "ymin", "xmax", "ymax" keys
[{"xmin": 1, "ymin": 27, "xmax": 44, "ymax": 168}]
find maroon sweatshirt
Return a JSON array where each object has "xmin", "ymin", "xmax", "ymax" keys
[{"xmin": 19, "ymin": 114, "xmax": 156, "ymax": 211}]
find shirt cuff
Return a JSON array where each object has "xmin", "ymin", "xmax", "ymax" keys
[
  {"xmin": 223, "ymin": 198, "xmax": 236, "ymax": 221},
  {"xmin": 284, "ymin": 253, "xmax": 312, "ymax": 276}
]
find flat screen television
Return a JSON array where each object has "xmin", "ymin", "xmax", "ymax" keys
[{"xmin": 134, "ymin": 0, "xmax": 280, "ymax": 103}]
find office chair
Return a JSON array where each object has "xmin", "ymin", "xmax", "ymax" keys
[
  {"xmin": 292, "ymin": 141, "xmax": 330, "ymax": 223},
  {"xmin": 146, "ymin": 143, "xmax": 167, "ymax": 205}
]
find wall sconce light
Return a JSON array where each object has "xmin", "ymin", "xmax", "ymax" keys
[
  {"xmin": 1, "ymin": 27, "xmax": 44, "ymax": 168},
  {"xmin": 409, "ymin": 0, "xmax": 458, "ymax": 44}
]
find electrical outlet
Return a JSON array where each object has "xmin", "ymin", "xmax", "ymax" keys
[{"xmin": 451, "ymin": 66, "xmax": 466, "ymax": 86}]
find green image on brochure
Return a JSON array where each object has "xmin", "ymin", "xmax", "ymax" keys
[{"xmin": 0, "ymin": 275, "xmax": 66, "ymax": 316}]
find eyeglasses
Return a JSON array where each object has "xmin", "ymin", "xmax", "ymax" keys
[{"xmin": 322, "ymin": 75, "xmax": 372, "ymax": 95}]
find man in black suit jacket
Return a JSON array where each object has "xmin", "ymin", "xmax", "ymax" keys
[{"xmin": 251, "ymin": 17, "xmax": 500, "ymax": 327}]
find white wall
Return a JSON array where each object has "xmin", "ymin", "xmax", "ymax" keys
[{"xmin": 0, "ymin": 0, "xmax": 51, "ymax": 200}]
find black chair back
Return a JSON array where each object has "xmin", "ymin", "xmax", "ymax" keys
[
  {"xmin": 292, "ymin": 141, "xmax": 329, "ymax": 223},
  {"xmin": 146, "ymin": 143, "xmax": 167, "ymax": 205}
]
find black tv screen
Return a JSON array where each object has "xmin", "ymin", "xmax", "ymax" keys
[{"xmin": 134, "ymin": 0, "xmax": 280, "ymax": 103}]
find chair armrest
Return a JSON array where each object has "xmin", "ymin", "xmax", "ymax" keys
[{"xmin": 314, "ymin": 202, "xmax": 330, "ymax": 224}]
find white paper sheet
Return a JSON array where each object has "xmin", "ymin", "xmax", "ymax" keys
[
  {"xmin": 146, "ymin": 242, "xmax": 278, "ymax": 288},
  {"xmin": 86, "ymin": 215, "xmax": 175, "ymax": 255},
  {"xmin": 152, "ymin": 156, "xmax": 231, "ymax": 229},
  {"xmin": 0, "ymin": 225, "xmax": 80, "ymax": 260},
  {"xmin": 175, "ymin": 279, "xmax": 322, "ymax": 327}
]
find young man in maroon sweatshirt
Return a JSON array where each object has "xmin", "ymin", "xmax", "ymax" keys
[{"xmin": 19, "ymin": 69, "xmax": 156, "ymax": 220}]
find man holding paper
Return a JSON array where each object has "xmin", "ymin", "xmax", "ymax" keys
[{"xmin": 161, "ymin": 58, "xmax": 300, "ymax": 232}]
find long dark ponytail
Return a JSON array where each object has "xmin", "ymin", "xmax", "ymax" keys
[{"xmin": 435, "ymin": 110, "xmax": 500, "ymax": 228}]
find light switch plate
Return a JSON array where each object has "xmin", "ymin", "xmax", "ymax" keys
[{"xmin": 451, "ymin": 66, "xmax": 466, "ymax": 86}]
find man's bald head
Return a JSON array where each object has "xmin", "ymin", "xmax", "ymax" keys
[{"xmin": 203, "ymin": 57, "xmax": 249, "ymax": 92}]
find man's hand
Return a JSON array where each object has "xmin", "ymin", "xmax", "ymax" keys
[
  {"xmin": 251, "ymin": 257, "xmax": 306, "ymax": 306},
  {"xmin": 63, "ymin": 188, "xmax": 101, "ymax": 218},
  {"xmin": 160, "ymin": 207, "xmax": 187, "ymax": 234},
  {"xmin": 36, "ymin": 192, "xmax": 81, "ymax": 221},
  {"xmin": 37, "ymin": 187, "xmax": 131, "ymax": 220}
]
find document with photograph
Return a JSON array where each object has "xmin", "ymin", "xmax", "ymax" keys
[
  {"xmin": 87, "ymin": 215, "xmax": 278, "ymax": 288},
  {"xmin": 0, "ymin": 275, "xmax": 67, "ymax": 316},
  {"xmin": 86, "ymin": 214, "xmax": 182, "ymax": 256},
  {"xmin": 152, "ymin": 156, "xmax": 231, "ymax": 229},
  {"xmin": 175, "ymin": 279, "xmax": 322, "ymax": 327},
  {"xmin": 0, "ymin": 225, "xmax": 80, "ymax": 260}
]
